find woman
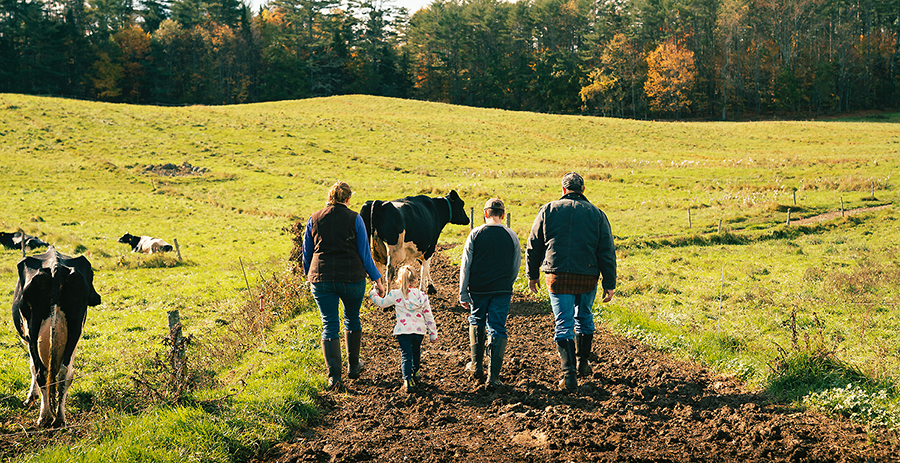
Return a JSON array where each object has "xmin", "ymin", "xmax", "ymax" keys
[{"xmin": 302, "ymin": 181, "xmax": 385, "ymax": 390}]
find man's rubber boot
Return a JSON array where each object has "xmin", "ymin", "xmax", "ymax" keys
[
  {"xmin": 346, "ymin": 330, "xmax": 364, "ymax": 379},
  {"xmin": 465, "ymin": 325, "xmax": 486, "ymax": 382},
  {"xmin": 487, "ymin": 336, "xmax": 507, "ymax": 388},
  {"xmin": 575, "ymin": 333, "xmax": 593, "ymax": 377},
  {"xmin": 556, "ymin": 338, "xmax": 577, "ymax": 391},
  {"xmin": 321, "ymin": 338, "xmax": 343, "ymax": 391}
]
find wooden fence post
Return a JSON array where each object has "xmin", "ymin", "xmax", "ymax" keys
[
  {"xmin": 506, "ymin": 213, "xmax": 511, "ymax": 228},
  {"xmin": 841, "ymin": 197, "xmax": 845, "ymax": 217},
  {"xmin": 168, "ymin": 310, "xmax": 183, "ymax": 349},
  {"xmin": 793, "ymin": 190, "xmax": 797, "ymax": 206},
  {"xmin": 470, "ymin": 208, "xmax": 474, "ymax": 229},
  {"xmin": 718, "ymin": 218, "xmax": 722, "ymax": 234},
  {"xmin": 786, "ymin": 208, "xmax": 791, "ymax": 225},
  {"xmin": 688, "ymin": 209, "xmax": 692, "ymax": 228},
  {"xmin": 173, "ymin": 238, "xmax": 182, "ymax": 261}
]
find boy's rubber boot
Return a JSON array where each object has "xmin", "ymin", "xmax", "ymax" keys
[
  {"xmin": 575, "ymin": 333, "xmax": 593, "ymax": 377},
  {"xmin": 346, "ymin": 331, "xmax": 364, "ymax": 379},
  {"xmin": 321, "ymin": 338, "xmax": 343, "ymax": 391},
  {"xmin": 465, "ymin": 325, "xmax": 486, "ymax": 382},
  {"xmin": 487, "ymin": 336, "xmax": 507, "ymax": 388},
  {"xmin": 556, "ymin": 339, "xmax": 577, "ymax": 391}
]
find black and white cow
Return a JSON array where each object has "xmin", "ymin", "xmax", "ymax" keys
[
  {"xmin": 117, "ymin": 233, "xmax": 173, "ymax": 253},
  {"xmin": 360, "ymin": 190, "xmax": 469, "ymax": 294},
  {"xmin": 0, "ymin": 231, "xmax": 49, "ymax": 251},
  {"xmin": 12, "ymin": 246, "xmax": 101, "ymax": 427}
]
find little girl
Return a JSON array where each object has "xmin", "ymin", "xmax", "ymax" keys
[{"xmin": 370, "ymin": 265, "xmax": 438, "ymax": 393}]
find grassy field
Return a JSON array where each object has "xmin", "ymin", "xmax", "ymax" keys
[{"xmin": 1, "ymin": 94, "xmax": 898, "ymax": 459}]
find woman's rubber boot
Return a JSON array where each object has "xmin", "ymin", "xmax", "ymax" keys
[
  {"xmin": 321, "ymin": 338, "xmax": 343, "ymax": 391},
  {"xmin": 556, "ymin": 339, "xmax": 577, "ymax": 391},
  {"xmin": 575, "ymin": 333, "xmax": 593, "ymax": 377},
  {"xmin": 346, "ymin": 330, "xmax": 364, "ymax": 379},
  {"xmin": 465, "ymin": 325, "xmax": 486, "ymax": 382},
  {"xmin": 487, "ymin": 336, "xmax": 507, "ymax": 388}
]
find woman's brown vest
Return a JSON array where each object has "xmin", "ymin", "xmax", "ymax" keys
[{"xmin": 306, "ymin": 203, "xmax": 366, "ymax": 283}]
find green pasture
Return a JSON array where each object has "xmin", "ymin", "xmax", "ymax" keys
[{"xmin": 1, "ymin": 94, "xmax": 898, "ymax": 459}]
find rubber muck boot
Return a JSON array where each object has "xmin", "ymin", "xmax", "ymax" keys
[
  {"xmin": 556, "ymin": 338, "xmax": 577, "ymax": 391},
  {"xmin": 346, "ymin": 330, "xmax": 364, "ymax": 379},
  {"xmin": 465, "ymin": 325, "xmax": 486, "ymax": 382},
  {"xmin": 487, "ymin": 336, "xmax": 507, "ymax": 388},
  {"xmin": 321, "ymin": 338, "xmax": 343, "ymax": 391},
  {"xmin": 575, "ymin": 333, "xmax": 594, "ymax": 377}
]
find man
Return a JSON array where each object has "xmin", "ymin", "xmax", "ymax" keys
[
  {"xmin": 459, "ymin": 198, "xmax": 521, "ymax": 387},
  {"xmin": 526, "ymin": 172, "xmax": 616, "ymax": 390}
]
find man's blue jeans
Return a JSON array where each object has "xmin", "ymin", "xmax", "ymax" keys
[
  {"xmin": 549, "ymin": 288, "xmax": 597, "ymax": 341},
  {"xmin": 396, "ymin": 334, "xmax": 424, "ymax": 380},
  {"xmin": 310, "ymin": 280, "xmax": 366, "ymax": 340},
  {"xmin": 468, "ymin": 294, "xmax": 512, "ymax": 339}
]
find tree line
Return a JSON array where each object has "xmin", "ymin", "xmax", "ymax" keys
[{"xmin": 1, "ymin": 0, "xmax": 897, "ymax": 119}]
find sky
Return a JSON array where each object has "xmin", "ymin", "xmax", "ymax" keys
[{"xmin": 248, "ymin": 0, "xmax": 435, "ymax": 15}]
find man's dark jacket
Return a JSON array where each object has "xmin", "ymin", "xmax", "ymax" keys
[{"xmin": 526, "ymin": 192, "xmax": 616, "ymax": 291}]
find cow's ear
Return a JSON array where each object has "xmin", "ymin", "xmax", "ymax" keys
[
  {"xmin": 17, "ymin": 256, "xmax": 47, "ymax": 294},
  {"xmin": 67, "ymin": 256, "xmax": 102, "ymax": 307},
  {"xmin": 447, "ymin": 190, "xmax": 460, "ymax": 201}
]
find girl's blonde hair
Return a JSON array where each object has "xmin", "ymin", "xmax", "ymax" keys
[
  {"xmin": 327, "ymin": 181, "xmax": 352, "ymax": 205},
  {"xmin": 396, "ymin": 265, "xmax": 417, "ymax": 299}
]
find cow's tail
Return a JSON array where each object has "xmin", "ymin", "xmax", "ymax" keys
[
  {"xmin": 47, "ymin": 265, "xmax": 67, "ymax": 415},
  {"xmin": 369, "ymin": 200, "xmax": 380, "ymax": 250}
]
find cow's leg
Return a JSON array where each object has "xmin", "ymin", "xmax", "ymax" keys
[
  {"xmin": 385, "ymin": 252, "xmax": 394, "ymax": 294},
  {"xmin": 34, "ymin": 317, "xmax": 54, "ymax": 427},
  {"xmin": 53, "ymin": 359, "xmax": 75, "ymax": 428},
  {"xmin": 422, "ymin": 257, "xmax": 437, "ymax": 295},
  {"xmin": 51, "ymin": 309, "xmax": 75, "ymax": 429},
  {"xmin": 24, "ymin": 349, "xmax": 40, "ymax": 406}
]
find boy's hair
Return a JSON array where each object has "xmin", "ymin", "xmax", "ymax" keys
[{"xmin": 397, "ymin": 265, "xmax": 417, "ymax": 299}]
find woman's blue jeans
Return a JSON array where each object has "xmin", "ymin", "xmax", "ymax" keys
[
  {"xmin": 396, "ymin": 334, "xmax": 424, "ymax": 380},
  {"xmin": 549, "ymin": 288, "xmax": 597, "ymax": 341},
  {"xmin": 310, "ymin": 280, "xmax": 366, "ymax": 340}
]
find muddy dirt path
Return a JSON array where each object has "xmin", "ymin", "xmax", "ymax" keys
[
  {"xmin": 255, "ymin": 249, "xmax": 899, "ymax": 463},
  {"xmin": 791, "ymin": 204, "xmax": 892, "ymax": 226}
]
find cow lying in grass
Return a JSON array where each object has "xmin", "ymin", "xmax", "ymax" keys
[
  {"xmin": 117, "ymin": 233, "xmax": 173, "ymax": 253},
  {"xmin": 12, "ymin": 246, "xmax": 101, "ymax": 427},
  {"xmin": 0, "ymin": 231, "xmax": 49, "ymax": 251}
]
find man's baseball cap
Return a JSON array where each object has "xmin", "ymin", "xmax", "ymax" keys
[
  {"xmin": 561, "ymin": 172, "xmax": 584, "ymax": 192},
  {"xmin": 484, "ymin": 198, "xmax": 505, "ymax": 211}
]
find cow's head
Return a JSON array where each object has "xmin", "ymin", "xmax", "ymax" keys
[
  {"xmin": 445, "ymin": 190, "xmax": 470, "ymax": 226},
  {"xmin": 0, "ymin": 232, "xmax": 16, "ymax": 249},
  {"xmin": 117, "ymin": 233, "xmax": 137, "ymax": 246}
]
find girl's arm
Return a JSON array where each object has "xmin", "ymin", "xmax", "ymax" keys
[
  {"xmin": 422, "ymin": 296, "xmax": 438, "ymax": 341},
  {"xmin": 370, "ymin": 289, "xmax": 398, "ymax": 309}
]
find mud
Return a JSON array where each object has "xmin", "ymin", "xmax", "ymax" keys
[{"xmin": 256, "ymin": 249, "xmax": 899, "ymax": 463}]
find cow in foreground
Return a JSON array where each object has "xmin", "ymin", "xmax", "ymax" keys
[
  {"xmin": 117, "ymin": 233, "xmax": 173, "ymax": 253},
  {"xmin": 360, "ymin": 190, "xmax": 469, "ymax": 294},
  {"xmin": 0, "ymin": 231, "xmax": 50, "ymax": 251},
  {"xmin": 12, "ymin": 246, "xmax": 101, "ymax": 427}
]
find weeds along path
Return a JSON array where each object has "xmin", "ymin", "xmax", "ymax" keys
[{"xmin": 255, "ymin": 249, "xmax": 899, "ymax": 463}]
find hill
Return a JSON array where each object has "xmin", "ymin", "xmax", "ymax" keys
[{"xmin": 1, "ymin": 94, "xmax": 898, "ymax": 460}]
